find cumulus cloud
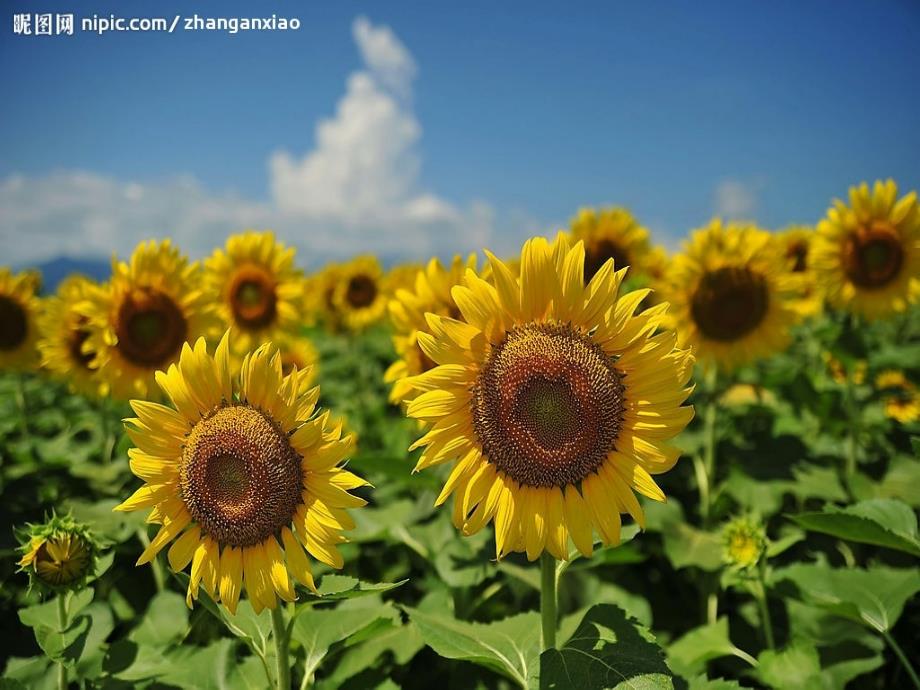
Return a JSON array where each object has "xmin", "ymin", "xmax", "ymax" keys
[
  {"xmin": 2, "ymin": 17, "xmax": 530, "ymax": 268},
  {"xmin": 713, "ymin": 179, "xmax": 759, "ymax": 218}
]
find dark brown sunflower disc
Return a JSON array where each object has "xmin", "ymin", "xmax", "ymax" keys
[
  {"xmin": 115, "ymin": 287, "xmax": 188, "ymax": 367},
  {"xmin": 691, "ymin": 266, "xmax": 769, "ymax": 342}
]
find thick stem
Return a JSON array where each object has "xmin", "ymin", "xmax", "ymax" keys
[
  {"xmin": 883, "ymin": 630, "xmax": 920, "ymax": 690},
  {"xmin": 540, "ymin": 552, "xmax": 557, "ymax": 651},
  {"xmin": 700, "ymin": 367, "xmax": 718, "ymax": 528},
  {"xmin": 57, "ymin": 594, "xmax": 69, "ymax": 690},
  {"xmin": 755, "ymin": 563, "xmax": 775, "ymax": 650},
  {"xmin": 271, "ymin": 606, "xmax": 291, "ymax": 690}
]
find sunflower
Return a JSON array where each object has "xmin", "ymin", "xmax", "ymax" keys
[
  {"xmin": 307, "ymin": 262, "xmax": 343, "ymax": 329},
  {"xmin": 722, "ymin": 516, "xmax": 765, "ymax": 570},
  {"xmin": 401, "ymin": 235, "xmax": 694, "ymax": 561},
  {"xmin": 385, "ymin": 254, "xmax": 476, "ymax": 403},
  {"xmin": 812, "ymin": 180, "xmax": 920, "ymax": 319},
  {"xmin": 569, "ymin": 206, "xmax": 652, "ymax": 280},
  {"xmin": 331, "ymin": 255, "xmax": 388, "ymax": 331},
  {"xmin": 662, "ymin": 220, "xmax": 802, "ymax": 371},
  {"xmin": 17, "ymin": 513, "xmax": 98, "ymax": 590},
  {"xmin": 875, "ymin": 370, "xmax": 920, "ymax": 424},
  {"xmin": 205, "ymin": 231, "xmax": 304, "ymax": 354},
  {"xmin": 0, "ymin": 267, "xmax": 41, "ymax": 371},
  {"xmin": 79, "ymin": 240, "xmax": 212, "ymax": 399},
  {"xmin": 384, "ymin": 262, "xmax": 425, "ymax": 294},
  {"xmin": 776, "ymin": 225, "xmax": 823, "ymax": 316},
  {"xmin": 37, "ymin": 275, "xmax": 103, "ymax": 396},
  {"xmin": 277, "ymin": 335, "xmax": 319, "ymax": 385},
  {"xmin": 114, "ymin": 333, "xmax": 365, "ymax": 613}
]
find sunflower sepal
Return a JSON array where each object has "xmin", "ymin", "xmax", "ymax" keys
[{"xmin": 16, "ymin": 512, "xmax": 105, "ymax": 595}]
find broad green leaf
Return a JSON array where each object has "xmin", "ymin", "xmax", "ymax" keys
[
  {"xmin": 686, "ymin": 677, "xmax": 746, "ymax": 690},
  {"xmin": 406, "ymin": 607, "xmax": 541, "ymax": 688},
  {"xmin": 19, "ymin": 589, "xmax": 93, "ymax": 630},
  {"xmin": 663, "ymin": 523, "xmax": 723, "ymax": 572},
  {"xmin": 774, "ymin": 563, "xmax": 920, "ymax": 633},
  {"xmin": 309, "ymin": 575, "xmax": 407, "ymax": 601},
  {"xmin": 756, "ymin": 644, "xmax": 824, "ymax": 690},
  {"xmin": 291, "ymin": 600, "xmax": 400, "ymax": 682},
  {"xmin": 2, "ymin": 657, "xmax": 55, "ymax": 690},
  {"xmin": 157, "ymin": 639, "xmax": 236, "ymax": 690},
  {"xmin": 128, "ymin": 590, "xmax": 189, "ymax": 647},
  {"xmin": 74, "ymin": 603, "xmax": 115, "ymax": 680},
  {"xmin": 540, "ymin": 604, "xmax": 673, "ymax": 689},
  {"xmin": 325, "ymin": 621, "xmax": 424, "ymax": 686},
  {"xmin": 667, "ymin": 618, "xmax": 755, "ymax": 678},
  {"xmin": 788, "ymin": 498, "xmax": 920, "ymax": 556},
  {"xmin": 33, "ymin": 614, "xmax": 91, "ymax": 667}
]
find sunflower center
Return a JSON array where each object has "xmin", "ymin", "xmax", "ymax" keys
[
  {"xmin": 585, "ymin": 239, "xmax": 630, "ymax": 280},
  {"xmin": 180, "ymin": 404, "xmax": 303, "ymax": 547},
  {"xmin": 471, "ymin": 322, "xmax": 626, "ymax": 488},
  {"xmin": 115, "ymin": 287, "xmax": 188, "ymax": 367},
  {"xmin": 346, "ymin": 274, "xmax": 377, "ymax": 308},
  {"xmin": 691, "ymin": 266, "xmax": 769, "ymax": 342},
  {"xmin": 34, "ymin": 536, "xmax": 90, "ymax": 586},
  {"xmin": 844, "ymin": 225, "xmax": 904, "ymax": 289},
  {"xmin": 230, "ymin": 265, "xmax": 278, "ymax": 329},
  {"xmin": 0, "ymin": 295, "xmax": 28, "ymax": 351},
  {"xmin": 68, "ymin": 316, "xmax": 94, "ymax": 369},
  {"xmin": 787, "ymin": 242, "xmax": 808, "ymax": 272}
]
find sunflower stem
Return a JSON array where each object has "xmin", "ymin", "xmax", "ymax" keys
[
  {"xmin": 135, "ymin": 529, "xmax": 165, "ymax": 592},
  {"xmin": 882, "ymin": 630, "xmax": 920, "ymax": 690},
  {"xmin": 540, "ymin": 552, "xmax": 558, "ymax": 651},
  {"xmin": 755, "ymin": 560, "xmax": 775, "ymax": 650},
  {"xmin": 271, "ymin": 606, "xmax": 292, "ymax": 690},
  {"xmin": 700, "ymin": 367, "xmax": 719, "ymax": 528},
  {"xmin": 56, "ymin": 593, "xmax": 69, "ymax": 690},
  {"xmin": 14, "ymin": 373, "xmax": 35, "ymax": 462},
  {"xmin": 841, "ymin": 375, "xmax": 859, "ymax": 499}
]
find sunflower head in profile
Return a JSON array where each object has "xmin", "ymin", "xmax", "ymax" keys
[
  {"xmin": 17, "ymin": 513, "xmax": 99, "ymax": 592},
  {"xmin": 79, "ymin": 240, "xmax": 212, "ymax": 399},
  {"xmin": 569, "ymin": 206, "xmax": 652, "ymax": 281},
  {"xmin": 115, "ymin": 333, "xmax": 366, "ymax": 613},
  {"xmin": 331, "ymin": 255, "xmax": 388, "ymax": 332},
  {"xmin": 385, "ymin": 254, "xmax": 476, "ymax": 403},
  {"xmin": 205, "ymin": 231, "xmax": 304, "ymax": 354},
  {"xmin": 37, "ymin": 275, "xmax": 103, "ymax": 396},
  {"xmin": 662, "ymin": 220, "xmax": 803, "ymax": 371},
  {"xmin": 776, "ymin": 225, "xmax": 823, "ymax": 316},
  {"xmin": 812, "ymin": 180, "xmax": 920, "ymax": 320},
  {"xmin": 875, "ymin": 370, "xmax": 919, "ymax": 424},
  {"xmin": 722, "ymin": 515, "xmax": 766, "ymax": 570},
  {"xmin": 0, "ymin": 267, "xmax": 41, "ymax": 371},
  {"xmin": 402, "ymin": 234, "xmax": 694, "ymax": 561}
]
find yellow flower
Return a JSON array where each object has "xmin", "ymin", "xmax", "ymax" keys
[
  {"xmin": 308, "ymin": 262, "xmax": 343, "ymax": 329},
  {"xmin": 662, "ymin": 219, "xmax": 803, "ymax": 371},
  {"xmin": 875, "ymin": 370, "xmax": 920, "ymax": 424},
  {"xmin": 720, "ymin": 383, "xmax": 775, "ymax": 407},
  {"xmin": 385, "ymin": 254, "xmax": 476, "ymax": 403},
  {"xmin": 569, "ymin": 206, "xmax": 653, "ymax": 280},
  {"xmin": 277, "ymin": 335, "xmax": 319, "ymax": 386},
  {"xmin": 812, "ymin": 180, "xmax": 920, "ymax": 319},
  {"xmin": 37, "ymin": 275, "xmax": 103, "ymax": 396},
  {"xmin": 205, "ymin": 231, "xmax": 304, "ymax": 354},
  {"xmin": 78, "ymin": 240, "xmax": 213, "ymax": 399},
  {"xmin": 0, "ymin": 267, "xmax": 41, "ymax": 371},
  {"xmin": 17, "ymin": 514, "xmax": 97, "ymax": 589},
  {"xmin": 331, "ymin": 255, "xmax": 388, "ymax": 331},
  {"xmin": 402, "ymin": 235, "xmax": 694, "ymax": 561},
  {"xmin": 384, "ymin": 262, "xmax": 424, "ymax": 293},
  {"xmin": 776, "ymin": 225, "xmax": 823, "ymax": 317},
  {"xmin": 723, "ymin": 516, "xmax": 765, "ymax": 570},
  {"xmin": 114, "ymin": 333, "xmax": 367, "ymax": 613},
  {"xmin": 822, "ymin": 352, "xmax": 866, "ymax": 385}
]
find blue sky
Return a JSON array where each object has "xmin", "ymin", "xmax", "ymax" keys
[{"xmin": 2, "ymin": 0, "xmax": 919, "ymax": 266}]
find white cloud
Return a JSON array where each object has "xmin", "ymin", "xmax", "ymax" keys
[
  {"xmin": 1, "ymin": 17, "xmax": 535, "ymax": 268},
  {"xmin": 713, "ymin": 179, "xmax": 759, "ymax": 218}
]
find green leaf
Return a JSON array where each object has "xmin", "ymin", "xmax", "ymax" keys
[
  {"xmin": 157, "ymin": 639, "xmax": 236, "ymax": 690},
  {"xmin": 325, "ymin": 621, "xmax": 424, "ymax": 686},
  {"xmin": 128, "ymin": 590, "xmax": 189, "ymax": 647},
  {"xmin": 774, "ymin": 563, "xmax": 920, "ymax": 633},
  {"xmin": 292, "ymin": 600, "xmax": 400, "ymax": 681},
  {"xmin": 405, "ymin": 607, "xmax": 541, "ymax": 688},
  {"xmin": 308, "ymin": 575, "xmax": 407, "ymax": 601},
  {"xmin": 663, "ymin": 523, "xmax": 723, "ymax": 572},
  {"xmin": 19, "ymin": 589, "xmax": 93, "ymax": 630},
  {"xmin": 33, "ymin": 614, "xmax": 91, "ymax": 667},
  {"xmin": 788, "ymin": 498, "xmax": 920, "ymax": 556},
  {"xmin": 540, "ymin": 604, "xmax": 673, "ymax": 689},
  {"xmin": 74, "ymin": 603, "xmax": 115, "ymax": 681},
  {"xmin": 686, "ymin": 677, "xmax": 746, "ymax": 690},
  {"xmin": 755, "ymin": 644, "xmax": 824, "ymax": 690},
  {"xmin": 667, "ymin": 618, "xmax": 754, "ymax": 678}
]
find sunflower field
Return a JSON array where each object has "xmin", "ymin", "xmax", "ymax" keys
[{"xmin": 1, "ymin": 179, "xmax": 919, "ymax": 690}]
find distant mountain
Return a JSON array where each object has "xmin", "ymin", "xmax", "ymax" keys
[{"xmin": 19, "ymin": 256, "xmax": 111, "ymax": 293}]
